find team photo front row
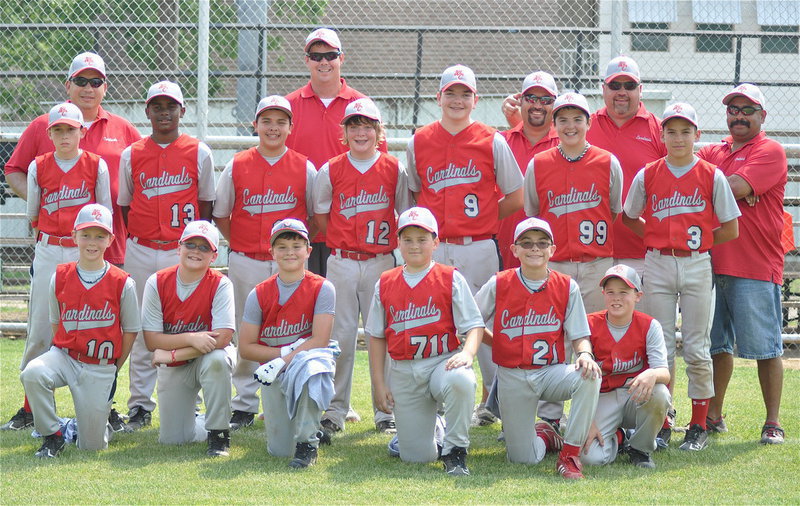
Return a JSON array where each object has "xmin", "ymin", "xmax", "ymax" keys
[{"xmin": 19, "ymin": 202, "xmax": 731, "ymax": 478}]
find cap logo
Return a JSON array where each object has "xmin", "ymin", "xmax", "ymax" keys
[
  {"xmin": 353, "ymin": 102, "xmax": 363, "ymax": 111},
  {"xmin": 158, "ymin": 83, "xmax": 169, "ymax": 92},
  {"xmin": 453, "ymin": 69, "xmax": 465, "ymax": 79},
  {"xmin": 198, "ymin": 223, "xmax": 209, "ymax": 233},
  {"xmin": 408, "ymin": 210, "xmax": 419, "ymax": 219},
  {"xmin": 84, "ymin": 56, "xmax": 94, "ymax": 64},
  {"xmin": 91, "ymin": 208, "xmax": 103, "ymax": 220},
  {"xmin": 533, "ymin": 74, "xmax": 542, "ymax": 83},
  {"xmin": 617, "ymin": 60, "xmax": 628, "ymax": 71},
  {"xmin": 58, "ymin": 106, "xmax": 68, "ymax": 115},
  {"xmin": 673, "ymin": 104, "xmax": 683, "ymax": 112},
  {"xmin": 269, "ymin": 97, "xmax": 279, "ymax": 105},
  {"xmin": 564, "ymin": 93, "xmax": 575, "ymax": 101}
]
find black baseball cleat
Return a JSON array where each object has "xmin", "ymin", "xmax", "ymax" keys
[
  {"xmin": 375, "ymin": 420, "xmax": 397, "ymax": 434},
  {"xmin": 229, "ymin": 410, "xmax": 255, "ymax": 431},
  {"xmin": 126, "ymin": 406, "xmax": 152, "ymax": 431},
  {"xmin": 108, "ymin": 408, "xmax": 129, "ymax": 433},
  {"xmin": 441, "ymin": 446, "xmax": 470, "ymax": 476},
  {"xmin": 289, "ymin": 442, "xmax": 318, "ymax": 469},
  {"xmin": 207, "ymin": 430, "xmax": 230, "ymax": 457},
  {"xmin": 35, "ymin": 433, "xmax": 66, "ymax": 458},
  {"xmin": 1, "ymin": 407, "xmax": 34, "ymax": 431},
  {"xmin": 679, "ymin": 424, "xmax": 709, "ymax": 451},
  {"xmin": 318, "ymin": 419, "xmax": 340, "ymax": 445},
  {"xmin": 628, "ymin": 447, "xmax": 656, "ymax": 469}
]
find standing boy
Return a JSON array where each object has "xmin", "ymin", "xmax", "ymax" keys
[
  {"xmin": 366, "ymin": 207, "xmax": 484, "ymax": 476},
  {"xmin": 407, "ymin": 64, "xmax": 523, "ymax": 425},
  {"xmin": 313, "ymin": 98, "xmax": 411, "ymax": 439},
  {"xmin": 21, "ymin": 204, "xmax": 139, "ymax": 457},
  {"xmin": 118, "ymin": 81, "xmax": 216, "ymax": 430},
  {"xmin": 622, "ymin": 103, "xmax": 740, "ymax": 451},
  {"xmin": 9, "ymin": 104, "xmax": 113, "ymax": 432},
  {"xmin": 474, "ymin": 217, "xmax": 601, "ymax": 480},
  {"xmin": 238, "ymin": 219, "xmax": 337, "ymax": 469},
  {"xmin": 213, "ymin": 95, "xmax": 317, "ymax": 431},
  {"xmin": 580, "ymin": 264, "xmax": 670, "ymax": 469},
  {"xmin": 143, "ymin": 221, "xmax": 236, "ymax": 457}
]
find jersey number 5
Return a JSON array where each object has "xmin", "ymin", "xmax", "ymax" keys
[{"xmin": 170, "ymin": 203, "xmax": 196, "ymax": 228}]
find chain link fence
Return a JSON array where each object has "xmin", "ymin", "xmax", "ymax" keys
[{"xmin": 1, "ymin": 0, "xmax": 799, "ymax": 347}]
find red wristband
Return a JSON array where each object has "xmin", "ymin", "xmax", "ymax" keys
[{"xmin": 171, "ymin": 349, "xmax": 176, "ymax": 363}]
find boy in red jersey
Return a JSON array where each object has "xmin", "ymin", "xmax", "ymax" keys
[
  {"xmin": 12, "ymin": 104, "xmax": 113, "ymax": 432},
  {"xmin": 144, "ymin": 221, "xmax": 235, "ymax": 457},
  {"xmin": 21, "ymin": 204, "xmax": 139, "ymax": 457},
  {"xmin": 622, "ymin": 103, "xmax": 740, "ymax": 451},
  {"xmin": 213, "ymin": 95, "xmax": 317, "ymax": 431},
  {"xmin": 118, "ymin": 81, "xmax": 216, "ymax": 430},
  {"xmin": 239, "ymin": 219, "xmax": 337, "ymax": 469},
  {"xmin": 366, "ymin": 207, "xmax": 484, "ymax": 476},
  {"xmin": 474, "ymin": 217, "xmax": 600, "ymax": 480},
  {"xmin": 313, "ymin": 98, "xmax": 411, "ymax": 440},
  {"xmin": 407, "ymin": 64, "xmax": 523, "ymax": 427},
  {"xmin": 580, "ymin": 264, "xmax": 670, "ymax": 469}
]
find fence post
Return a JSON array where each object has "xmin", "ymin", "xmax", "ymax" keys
[
  {"xmin": 411, "ymin": 30, "xmax": 424, "ymax": 132},
  {"xmin": 610, "ymin": 0, "xmax": 622, "ymax": 58},
  {"xmin": 733, "ymin": 35, "xmax": 742, "ymax": 86},
  {"xmin": 198, "ymin": 0, "xmax": 210, "ymax": 141}
]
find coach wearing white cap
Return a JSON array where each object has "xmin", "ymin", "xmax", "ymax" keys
[
  {"xmin": 4, "ymin": 51, "xmax": 140, "ymax": 266},
  {"xmin": 698, "ymin": 84, "xmax": 788, "ymax": 445},
  {"xmin": 284, "ymin": 28, "xmax": 385, "ymax": 280}
]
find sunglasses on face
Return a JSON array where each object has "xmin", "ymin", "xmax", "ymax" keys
[
  {"xmin": 69, "ymin": 77, "xmax": 105, "ymax": 88},
  {"xmin": 726, "ymin": 104, "xmax": 763, "ymax": 116},
  {"xmin": 306, "ymin": 51, "xmax": 341, "ymax": 62},
  {"xmin": 606, "ymin": 81, "xmax": 639, "ymax": 91},
  {"xmin": 522, "ymin": 94, "xmax": 556, "ymax": 105},
  {"xmin": 515, "ymin": 240, "xmax": 552, "ymax": 250},
  {"xmin": 182, "ymin": 242, "xmax": 213, "ymax": 253}
]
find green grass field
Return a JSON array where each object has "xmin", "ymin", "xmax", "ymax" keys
[{"xmin": 1, "ymin": 337, "xmax": 798, "ymax": 504}]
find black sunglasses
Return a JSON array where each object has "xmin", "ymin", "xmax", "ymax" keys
[
  {"xmin": 522, "ymin": 94, "xmax": 556, "ymax": 105},
  {"xmin": 181, "ymin": 242, "xmax": 213, "ymax": 253},
  {"xmin": 726, "ymin": 104, "xmax": 763, "ymax": 116},
  {"xmin": 70, "ymin": 77, "xmax": 106, "ymax": 88},
  {"xmin": 606, "ymin": 81, "xmax": 638, "ymax": 91},
  {"xmin": 306, "ymin": 51, "xmax": 341, "ymax": 62}
]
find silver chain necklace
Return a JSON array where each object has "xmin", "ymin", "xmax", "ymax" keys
[
  {"xmin": 558, "ymin": 142, "xmax": 590, "ymax": 162},
  {"xmin": 76, "ymin": 262, "xmax": 108, "ymax": 285}
]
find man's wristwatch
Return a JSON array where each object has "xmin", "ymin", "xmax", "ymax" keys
[{"xmin": 577, "ymin": 350, "xmax": 595, "ymax": 361}]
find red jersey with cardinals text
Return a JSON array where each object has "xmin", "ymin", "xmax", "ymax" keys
[
  {"xmin": 230, "ymin": 147, "xmax": 309, "ymax": 257},
  {"xmin": 255, "ymin": 272, "xmax": 325, "ymax": 350},
  {"xmin": 127, "ymin": 134, "xmax": 200, "ymax": 241},
  {"xmin": 327, "ymin": 152, "xmax": 399, "ymax": 253},
  {"xmin": 52, "ymin": 263, "xmax": 128, "ymax": 360},
  {"xmin": 588, "ymin": 310, "xmax": 652, "ymax": 393},
  {"xmin": 35, "ymin": 151, "xmax": 101, "ymax": 236},
  {"xmin": 642, "ymin": 158, "xmax": 715, "ymax": 252},
  {"xmin": 492, "ymin": 269, "xmax": 570, "ymax": 369},
  {"xmin": 413, "ymin": 122, "xmax": 498, "ymax": 239},
  {"xmin": 533, "ymin": 146, "xmax": 614, "ymax": 261},
  {"xmin": 379, "ymin": 263, "xmax": 461, "ymax": 361}
]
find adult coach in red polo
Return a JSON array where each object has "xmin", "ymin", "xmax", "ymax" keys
[
  {"xmin": 497, "ymin": 71, "xmax": 560, "ymax": 270},
  {"xmin": 586, "ymin": 56, "xmax": 666, "ymax": 275},
  {"xmin": 285, "ymin": 28, "xmax": 379, "ymax": 278},
  {"xmin": 4, "ymin": 51, "xmax": 141, "ymax": 266},
  {"xmin": 698, "ymin": 84, "xmax": 788, "ymax": 444}
]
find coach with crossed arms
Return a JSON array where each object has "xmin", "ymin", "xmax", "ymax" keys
[
  {"xmin": 698, "ymin": 84, "xmax": 787, "ymax": 445},
  {"xmin": 2, "ymin": 52, "xmax": 140, "ymax": 432}
]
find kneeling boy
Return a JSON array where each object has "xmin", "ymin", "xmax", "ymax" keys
[
  {"xmin": 144, "ymin": 221, "xmax": 236, "ymax": 457},
  {"xmin": 238, "ymin": 219, "xmax": 337, "ymax": 469},
  {"xmin": 581, "ymin": 264, "xmax": 670, "ymax": 469},
  {"xmin": 366, "ymin": 207, "xmax": 484, "ymax": 476},
  {"xmin": 21, "ymin": 204, "xmax": 139, "ymax": 457}
]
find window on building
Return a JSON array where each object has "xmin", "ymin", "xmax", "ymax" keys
[
  {"xmin": 761, "ymin": 25, "xmax": 799, "ymax": 53},
  {"xmin": 696, "ymin": 23, "xmax": 734, "ymax": 53},
  {"xmin": 631, "ymin": 22, "xmax": 670, "ymax": 52}
]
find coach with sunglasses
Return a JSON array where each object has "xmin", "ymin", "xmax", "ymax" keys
[
  {"xmin": 4, "ymin": 51, "xmax": 140, "ymax": 267},
  {"xmin": 698, "ymin": 84, "xmax": 787, "ymax": 445},
  {"xmin": 585, "ymin": 56, "xmax": 666, "ymax": 276}
]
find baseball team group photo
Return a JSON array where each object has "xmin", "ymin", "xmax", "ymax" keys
[{"xmin": 1, "ymin": 1, "xmax": 798, "ymax": 503}]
